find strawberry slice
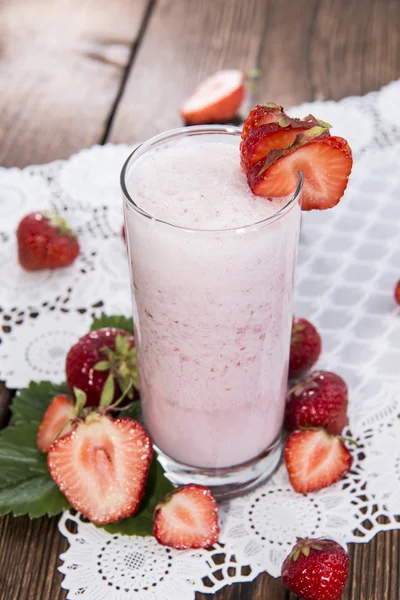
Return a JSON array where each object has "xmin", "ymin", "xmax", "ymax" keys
[
  {"xmin": 241, "ymin": 123, "xmax": 300, "ymax": 170},
  {"xmin": 284, "ymin": 429, "xmax": 352, "ymax": 493},
  {"xmin": 241, "ymin": 102, "xmax": 286, "ymax": 140},
  {"xmin": 153, "ymin": 484, "xmax": 219, "ymax": 549},
  {"xmin": 48, "ymin": 415, "xmax": 153, "ymax": 524},
  {"xmin": 241, "ymin": 114, "xmax": 330, "ymax": 169},
  {"xmin": 37, "ymin": 394, "xmax": 75, "ymax": 453},
  {"xmin": 247, "ymin": 134, "xmax": 353, "ymax": 210},
  {"xmin": 180, "ymin": 70, "xmax": 244, "ymax": 125}
]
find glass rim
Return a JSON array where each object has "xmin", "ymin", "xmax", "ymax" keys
[{"xmin": 121, "ymin": 125, "xmax": 303, "ymax": 234}]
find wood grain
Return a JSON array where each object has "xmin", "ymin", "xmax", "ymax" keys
[
  {"xmin": 0, "ymin": 0, "xmax": 149, "ymax": 167},
  {"xmin": 256, "ymin": 0, "xmax": 400, "ymax": 107},
  {"xmin": 109, "ymin": 0, "xmax": 267, "ymax": 143}
]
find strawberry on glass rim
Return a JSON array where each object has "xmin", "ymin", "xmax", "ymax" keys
[{"xmin": 241, "ymin": 103, "xmax": 353, "ymax": 210}]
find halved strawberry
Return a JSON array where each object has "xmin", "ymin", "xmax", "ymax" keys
[
  {"xmin": 241, "ymin": 103, "xmax": 286, "ymax": 140},
  {"xmin": 37, "ymin": 394, "xmax": 75, "ymax": 453},
  {"xmin": 248, "ymin": 134, "xmax": 353, "ymax": 210},
  {"xmin": 48, "ymin": 415, "xmax": 153, "ymax": 524},
  {"xmin": 180, "ymin": 70, "xmax": 244, "ymax": 125},
  {"xmin": 153, "ymin": 484, "xmax": 219, "ymax": 549},
  {"xmin": 284, "ymin": 429, "xmax": 352, "ymax": 493}
]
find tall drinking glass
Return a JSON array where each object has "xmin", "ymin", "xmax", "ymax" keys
[{"xmin": 121, "ymin": 126, "xmax": 302, "ymax": 499}]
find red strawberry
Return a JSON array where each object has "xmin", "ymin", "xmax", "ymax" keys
[
  {"xmin": 289, "ymin": 317, "xmax": 322, "ymax": 379},
  {"xmin": 153, "ymin": 484, "xmax": 219, "ymax": 549},
  {"xmin": 282, "ymin": 537, "xmax": 349, "ymax": 600},
  {"xmin": 37, "ymin": 394, "xmax": 76, "ymax": 453},
  {"xmin": 247, "ymin": 134, "xmax": 353, "ymax": 210},
  {"xmin": 285, "ymin": 371, "xmax": 348, "ymax": 435},
  {"xmin": 180, "ymin": 70, "xmax": 244, "ymax": 125},
  {"xmin": 241, "ymin": 103, "xmax": 286, "ymax": 140},
  {"xmin": 285, "ymin": 429, "xmax": 352, "ymax": 493},
  {"xmin": 395, "ymin": 280, "xmax": 400, "ymax": 305},
  {"xmin": 16, "ymin": 212, "xmax": 80, "ymax": 270},
  {"xmin": 48, "ymin": 415, "xmax": 153, "ymax": 525},
  {"xmin": 65, "ymin": 328, "xmax": 138, "ymax": 407}
]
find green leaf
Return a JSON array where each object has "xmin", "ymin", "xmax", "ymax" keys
[
  {"xmin": 102, "ymin": 455, "xmax": 174, "ymax": 536},
  {"xmin": 90, "ymin": 313, "xmax": 134, "ymax": 335},
  {"xmin": 93, "ymin": 361, "xmax": 110, "ymax": 372},
  {"xmin": 73, "ymin": 388, "xmax": 87, "ymax": 414},
  {"xmin": 115, "ymin": 334, "xmax": 129, "ymax": 354},
  {"xmin": 100, "ymin": 373, "xmax": 115, "ymax": 407},
  {"xmin": 11, "ymin": 381, "xmax": 70, "ymax": 426},
  {"xmin": 0, "ymin": 424, "xmax": 69, "ymax": 517}
]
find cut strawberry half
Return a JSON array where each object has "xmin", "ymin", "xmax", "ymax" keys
[
  {"xmin": 153, "ymin": 484, "xmax": 219, "ymax": 549},
  {"xmin": 284, "ymin": 429, "xmax": 352, "ymax": 493},
  {"xmin": 180, "ymin": 70, "xmax": 244, "ymax": 125},
  {"xmin": 248, "ymin": 134, "xmax": 352, "ymax": 210},
  {"xmin": 37, "ymin": 394, "xmax": 75, "ymax": 453},
  {"xmin": 48, "ymin": 415, "xmax": 153, "ymax": 524}
]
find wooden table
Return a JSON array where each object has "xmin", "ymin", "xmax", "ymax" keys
[{"xmin": 0, "ymin": 0, "xmax": 399, "ymax": 598}]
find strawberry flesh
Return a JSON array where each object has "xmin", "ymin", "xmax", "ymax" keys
[
  {"xmin": 282, "ymin": 537, "xmax": 349, "ymax": 600},
  {"xmin": 284, "ymin": 429, "xmax": 352, "ymax": 493},
  {"xmin": 240, "ymin": 123, "xmax": 301, "ymax": 170},
  {"xmin": 289, "ymin": 317, "xmax": 322, "ymax": 379},
  {"xmin": 48, "ymin": 415, "xmax": 153, "ymax": 525},
  {"xmin": 285, "ymin": 370, "xmax": 348, "ymax": 435},
  {"xmin": 180, "ymin": 70, "xmax": 244, "ymax": 125},
  {"xmin": 153, "ymin": 483, "xmax": 219, "ymax": 549},
  {"xmin": 16, "ymin": 212, "xmax": 80, "ymax": 270},
  {"xmin": 37, "ymin": 395, "xmax": 75, "ymax": 453},
  {"xmin": 247, "ymin": 135, "xmax": 353, "ymax": 210}
]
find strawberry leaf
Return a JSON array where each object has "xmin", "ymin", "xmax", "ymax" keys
[
  {"xmin": 99, "ymin": 373, "xmax": 115, "ymax": 407},
  {"xmin": 102, "ymin": 456, "xmax": 174, "ymax": 536},
  {"xmin": 73, "ymin": 388, "xmax": 87, "ymax": 414},
  {"xmin": 11, "ymin": 381, "xmax": 70, "ymax": 426},
  {"xmin": 0, "ymin": 423, "xmax": 69, "ymax": 517},
  {"xmin": 93, "ymin": 361, "xmax": 110, "ymax": 372},
  {"xmin": 90, "ymin": 314, "xmax": 134, "ymax": 335}
]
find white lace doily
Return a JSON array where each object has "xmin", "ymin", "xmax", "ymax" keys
[{"xmin": 1, "ymin": 81, "xmax": 400, "ymax": 598}]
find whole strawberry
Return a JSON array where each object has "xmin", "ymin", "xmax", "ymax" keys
[
  {"xmin": 285, "ymin": 370, "xmax": 348, "ymax": 435},
  {"xmin": 395, "ymin": 280, "xmax": 400, "ymax": 305},
  {"xmin": 17, "ymin": 212, "xmax": 80, "ymax": 270},
  {"xmin": 281, "ymin": 537, "xmax": 349, "ymax": 600},
  {"xmin": 289, "ymin": 317, "xmax": 322, "ymax": 379},
  {"xmin": 66, "ymin": 328, "xmax": 138, "ymax": 407}
]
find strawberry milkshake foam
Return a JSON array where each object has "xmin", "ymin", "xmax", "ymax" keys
[{"xmin": 123, "ymin": 130, "xmax": 301, "ymax": 469}]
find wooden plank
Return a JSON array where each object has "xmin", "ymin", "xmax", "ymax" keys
[
  {"xmin": 109, "ymin": 0, "xmax": 267, "ymax": 143},
  {"xmin": 0, "ymin": 0, "xmax": 150, "ymax": 167},
  {"xmin": 256, "ymin": 0, "xmax": 400, "ymax": 106},
  {"xmin": 110, "ymin": 0, "xmax": 400, "ymax": 144}
]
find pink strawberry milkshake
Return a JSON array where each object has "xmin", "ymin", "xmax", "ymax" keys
[{"xmin": 122, "ymin": 127, "xmax": 301, "ymax": 471}]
